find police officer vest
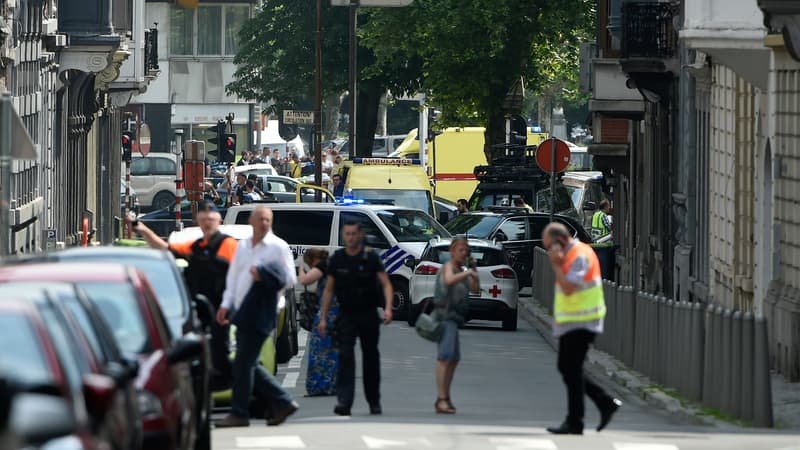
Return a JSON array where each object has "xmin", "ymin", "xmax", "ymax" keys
[
  {"xmin": 553, "ymin": 241, "xmax": 606, "ymax": 325},
  {"xmin": 591, "ymin": 211, "xmax": 611, "ymax": 240},
  {"xmin": 181, "ymin": 232, "xmax": 232, "ymax": 308}
]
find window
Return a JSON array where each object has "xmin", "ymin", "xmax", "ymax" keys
[
  {"xmin": 0, "ymin": 313, "xmax": 54, "ymax": 387},
  {"xmin": 170, "ymin": 5, "xmax": 251, "ymax": 57},
  {"xmin": 78, "ymin": 282, "xmax": 151, "ymax": 356},
  {"xmin": 152, "ymin": 158, "xmax": 176, "ymax": 175},
  {"xmin": 444, "ymin": 214, "xmax": 501, "ymax": 239},
  {"xmin": 495, "ymin": 218, "xmax": 527, "ymax": 242},
  {"xmin": 131, "ymin": 158, "xmax": 149, "ymax": 176},
  {"xmin": 339, "ymin": 212, "xmax": 390, "ymax": 248},
  {"xmin": 272, "ymin": 211, "xmax": 333, "ymax": 245}
]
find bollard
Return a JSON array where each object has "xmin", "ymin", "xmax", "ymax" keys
[
  {"xmin": 702, "ymin": 304, "xmax": 715, "ymax": 406},
  {"xmin": 720, "ymin": 309, "xmax": 733, "ymax": 416},
  {"xmin": 676, "ymin": 301, "xmax": 688, "ymax": 394},
  {"xmin": 625, "ymin": 287, "xmax": 636, "ymax": 367},
  {"xmin": 730, "ymin": 311, "xmax": 743, "ymax": 419},
  {"xmin": 664, "ymin": 298, "xmax": 674, "ymax": 387},
  {"xmin": 740, "ymin": 312, "xmax": 755, "ymax": 422},
  {"xmin": 634, "ymin": 291, "xmax": 646, "ymax": 373},
  {"xmin": 689, "ymin": 302, "xmax": 705, "ymax": 402},
  {"xmin": 753, "ymin": 317, "xmax": 774, "ymax": 427},
  {"xmin": 711, "ymin": 306, "xmax": 725, "ymax": 411}
]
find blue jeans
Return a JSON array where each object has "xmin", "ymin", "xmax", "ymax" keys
[{"xmin": 231, "ymin": 328, "xmax": 293, "ymax": 418}]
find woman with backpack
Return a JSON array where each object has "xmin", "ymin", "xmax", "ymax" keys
[{"xmin": 298, "ymin": 248, "xmax": 338, "ymax": 396}]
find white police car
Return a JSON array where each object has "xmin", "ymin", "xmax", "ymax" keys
[{"xmin": 407, "ymin": 237, "xmax": 519, "ymax": 330}]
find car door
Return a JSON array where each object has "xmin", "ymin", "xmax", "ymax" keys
[
  {"xmin": 130, "ymin": 157, "xmax": 152, "ymax": 203},
  {"xmin": 490, "ymin": 217, "xmax": 530, "ymax": 286}
]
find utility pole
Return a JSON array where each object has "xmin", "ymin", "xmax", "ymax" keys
[
  {"xmin": 314, "ymin": 0, "xmax": 323, "ymax": 198},
  {"xmin": 348, "ymin": 0, "xmax": 358, "ymax": 158}
]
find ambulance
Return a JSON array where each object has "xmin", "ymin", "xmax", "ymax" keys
[
  {"xmin": 388, "ymin": 127, "xmax": 549, "ymax": 203},
  {"xmin": 338, "ymin": 157, "xmax": 437, "ymax": 219}
]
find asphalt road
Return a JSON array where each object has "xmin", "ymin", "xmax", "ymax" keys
[{"xmin": 212, "ymin": 318, "xmax": 800, "ymax": 450}]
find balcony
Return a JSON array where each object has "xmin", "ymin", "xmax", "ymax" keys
[
  {"xmin": 757, "ymin": 0, "xmax": 800, "ymax": 61},
  {"xmin": 58, "ymin": 0, "xmax": 121, "ymax": 75},
  {"xmin": 621, "ymin": 2, "xmax": 678, "ymax": 59},
  {"xmin": 681, "ymin": 0, "xmax": 768, "ymax": 88},
  {"xmin": 111, "ymin": 1, "xmax": 160, "ymax": 95}
]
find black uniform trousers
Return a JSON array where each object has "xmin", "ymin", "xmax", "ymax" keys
[
  {"xmin": 336, "ymin": 310, "xmax": 381, "ymax": 409},
  {"xmin": 557, "ymin": 329, "xmax": 614, "ymax": 427}
]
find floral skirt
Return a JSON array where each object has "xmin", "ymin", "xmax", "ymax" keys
[{"xmin": 305, "ymin": 302, "xmax": 339, "ymax": 396}]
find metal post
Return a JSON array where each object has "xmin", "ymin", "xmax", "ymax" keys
[
  {"xmin": 347, "ymin": 0, "xmax": 358, "ymax": 158},
  {"xmin": 174, "ymin": 130, "xmax": 184, "ymax": 232},
  {"xmin": 505, "ymin": 114, "xmax": 511, "ymax": 144},
  {"xmin": 0, "ymin": 94, "xmax": 12, "ymax": 256},
  {"xmin": 314, "ymin": 0, "xmax": 323, "ymax": 198},
  {"xmin": 549, "ymin": 137, "xmax": 557, "ymax": 222}
]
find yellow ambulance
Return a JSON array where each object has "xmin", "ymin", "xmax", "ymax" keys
[
  {"xmin": 389, "ymin": 127, "xmax": 549, "ymax": 202},
  {"xmin": 339, "ymin": 157, "xmax": 437, "ymax": 218}
]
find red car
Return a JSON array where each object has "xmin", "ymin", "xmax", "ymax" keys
[
  {"xmin": 0, "ymin": 263, "xmax": 203, "ymax": 450},
  {"xmin": 0, "ymin": 297, "xmax": 123, "ymax": 450}
]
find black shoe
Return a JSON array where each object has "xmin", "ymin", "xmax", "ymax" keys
[
  {"xmin": 546, "ymin": 422, "xmax": 583, "ymax": 435},
  {"xmin": 333, "ymin": 404, "xmax": 351, "ymax": 416},
  {"xmin": 369, "ymin": 403, "xmax": 382, "ymax": 415},
  {"xmin": 597, "ymin": 398, "xmax": 622, "ymax": 431},
  {"xmin": 215, "ymin": 414, "xmax": 250, "ymax": 428},
  {"xmin": 267, "ymin": 401, "xmax": 298, "ymax": 426}
]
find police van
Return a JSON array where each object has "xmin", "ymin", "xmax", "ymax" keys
[
  {"xmin": 223, "ymin": 203, "xmax": 451, "ymax": 320},
  {"xmin": 338, "ymin": 157, "xmax": 437, "ymax": 220}
]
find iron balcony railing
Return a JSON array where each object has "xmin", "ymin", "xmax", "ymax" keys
[
  {"xmin": 621, "ymin": 2, "xmax": 677, "ymax": 59},
  {"xmin": 144, "ymin": 27, "xmax": 159, "ymax": 74}
]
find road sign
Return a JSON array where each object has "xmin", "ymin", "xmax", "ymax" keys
[
  {"xmin": 138, "ymin": 123, "xmax": 151, "ymax": 156},
  {"xmin": 45, "ymin": 229, "xmax": 57, "ymax": 252},
  {"xmin": 535, "ymin": 138, "xmax": 571, "ymax": 173},
  {"xmin": 283, "ymin": 110, "xmax": 314, "ymax": 125},
  {"xmin": 331, "ymin": 0, "xmax": 412, "ymax": 6}
]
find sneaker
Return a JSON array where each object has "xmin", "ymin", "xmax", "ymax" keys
[
  {"xmin": 267, "ymin": 401, "xmax": 299, "ymax": 426},
  {"xmin": 215, "ymin": 414, "xmax": 250, "ymax": 428},
  {"xmin": 333, "ymin": 404, "xmax": 351, "ymax": 416}
]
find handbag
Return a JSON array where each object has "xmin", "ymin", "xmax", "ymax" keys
[
  {"xmin": 297, "ymin": 286, "xmax": 319, "ymax": 332},
  {"xmin": 415, "ymin": 273, "xmax": 447, "ymax": 342}
]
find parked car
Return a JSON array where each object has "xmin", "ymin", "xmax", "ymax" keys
[
  {"xmin": 406, "ymin": 238, "xmax": 519, "ymax": 330},
  {"xmin": 43, "ymin": 247, "xmax": 214, "ymax": 450},
  {"xmin": 233, "ymin": 163, "xmax": 275, "ymax": 178},
  {"xmin": 0, "ymin": 263, "xmax": 203, "ymax": 450},
  {"xmin": 444, "ymin": 211, "xmax": 593, "ymax": 287},
  {"xmin": 0, "ymin": 292, "xmax": 137, "ymax": 450},
  {"xmin": 130, "ymin": 153, "xmax": 179, "ymax": 211}
]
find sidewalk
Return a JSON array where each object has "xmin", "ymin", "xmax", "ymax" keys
[{"xmin": 516, "ymin": 291, "xmax": 800, "ymax": 430}]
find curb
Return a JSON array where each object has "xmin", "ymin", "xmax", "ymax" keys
[{"xmin": 517, "ymin": 295, "xmax": 734, "ymax": 429}]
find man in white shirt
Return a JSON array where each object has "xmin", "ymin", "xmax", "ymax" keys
[{"xmin": 215, "ymin": 206, "xmax": 299, "ymax": 427}]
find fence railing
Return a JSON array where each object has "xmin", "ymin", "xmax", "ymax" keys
[{"xmin": 532, "ymin": 247, "xmax": 773, "ymax": 426}]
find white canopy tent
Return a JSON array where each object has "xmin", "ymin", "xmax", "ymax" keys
[{"xmin": 254, "ymin": 120, "xmax": 287, "ymax": 156}]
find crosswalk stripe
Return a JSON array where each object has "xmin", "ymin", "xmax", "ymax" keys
[
  {"xmin": 298, "ymin": 329, "xmax": 309, "ymax": 348},
  {"xmin": 489, "ymin": 437, "xmax": 557, "ymax": 450},
  {"xmin": 236, "ymin": 436, "xmax": 306, "ymax": 448},
  {"xmin": 281, "ymin": 371, "xmax": 299, "ymax": 388},
  {"xmin": 613, "ymin": 444, "xmax": 679, "ymax": 450}
]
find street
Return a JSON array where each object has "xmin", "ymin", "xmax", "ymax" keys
[{"xmin": 211, "ymin": 319, "xmax": 800, "ymax": 450}]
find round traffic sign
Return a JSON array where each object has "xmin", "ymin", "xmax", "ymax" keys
[
  {"xmin": 535, "ymin": 138, "xmax": 571, "ymax": 173},
  {"xmin": 138, "ymin": 123, "xmax": 151, "ymax": 156}
]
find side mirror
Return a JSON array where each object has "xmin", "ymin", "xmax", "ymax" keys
[
  {"xmin": 404, "ymin": 257, "xmax": 417, "ymax": 269},
  {"xmin": 10, "ymin": 392, "xmax": 77, "ymax": 444},
  {"xmin": 105, "ymin": 358, "xmax": 138, "ymax": 386},
  {"xmin": 82, "ymin": 373, "xmax": 117, "ymax": 419},
  {"xmin": 167, "ymin": 336, "xmax": 204, "ymax": 365},
  {"xmin": 582, "ymin": 201, "xmax": 597, "ymax": 212},
  {"xmin": 493, "ymin": 232, "xmax": 508, "ymax": 242},
  {"xmin": 193, "ymin": 294, "xmax": 215, "ymax": 333},
  {"xmin": 438, "ymin": 211, "xmax": 450, "ymax": 224}
]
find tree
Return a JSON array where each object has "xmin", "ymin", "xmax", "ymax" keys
[{"xmin": 361, "ymin": 0, "xmax": 594, "ymax": 160}]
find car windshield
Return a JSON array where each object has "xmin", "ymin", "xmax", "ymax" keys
[
  {"xmin": 351, "ymin": 189, "xmax": 433, "ymax": 216},
  {"xmin": 374, "ymin": 209, "xmax": 450, "ymax": 242},
  {"xmin": 470, "ymin": 191, "xmax": 530, "ymax": 210},
  {"xmin": 425, "ymin": 245, "xmax": 508, "ymax": 267},
  {"xmin": 445, "ymin": 214, "xmax": 502, "ymax": 239},
  {"xmin": 77, "ymin": 282, "xmax": 151, "ymax": 356},
  {"xmin": 0, "ymin": 312, "xmax": 54, "ymax": 387},
  {"xmin": 565, "ymin": 186, "xmax": 583, "ymax": 209},
  {"xmin": 535, "ymin": 186, "xmax": 576, "ymax": 214}
]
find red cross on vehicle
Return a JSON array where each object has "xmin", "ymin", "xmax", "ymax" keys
[{"xmin": 489, "ymin": 285, "xmax": 502, "ymax": 298}]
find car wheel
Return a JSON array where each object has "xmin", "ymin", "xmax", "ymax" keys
[
  {"xmin": 152, "ymin": 191, "xmax": 174, "ymax": 210},
  {"xmin": 391, "ymin": 278, "xmax": 409, "ymax": 321},
  {"xmin": 502, "ymin": 308, "xmax": 518, "ymax": 331}
]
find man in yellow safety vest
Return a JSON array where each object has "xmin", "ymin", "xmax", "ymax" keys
[
  {"xmin": 591, "ymin": 199, "xmax": 612, "ymax": 241},
  {"xmin": 543, "ymin": 222, "xmax": 622, "ymax": 435}
]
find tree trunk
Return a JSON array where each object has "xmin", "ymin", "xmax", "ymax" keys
[
  {"xmin": 354, "ymin": 79, "xmax": 382, "ymax": 157},
  {"xmin": 375, "ymin": 90, "xmax": 388, "ymax": 136},
  {"xmin": 323, "ymin": 92, "xmax": 343, "ymax": 140}
]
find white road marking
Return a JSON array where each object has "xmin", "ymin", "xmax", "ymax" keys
[
  {"xmin": 613, "ymin": 444, "xmax": 679, "ymax": 450},
  {"xmin": 298, "ymin": 329, "xmax": 309, "ymax": 347},
  {"xmin": 362, "ymin": 435, "xmax": 408, "ymax": 448},
  {"xmin": 236, "ymin": 435, "xmax": 306, "ymax": 448},
  {"xmin": 489, "ymin": 437, "xmax": 557, "ymax": 450},
  {"xmin": 287, "ymin": 350, "xmax": 305, "ymax": 369},
  {"xmin": 281, "ymin": 371, "xmax": 299, "ymax": 388}
]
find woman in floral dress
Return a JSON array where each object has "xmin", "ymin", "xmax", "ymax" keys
[{"xmin": 298, "ymin": 248, "xmax": 338, "ymax": 396}]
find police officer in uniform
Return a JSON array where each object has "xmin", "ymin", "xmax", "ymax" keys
[
  {"xmin": 128, "ymin": 201, "xmax": 238, "ymax": 389},
  {"xmin": 318, "ymin": 221, "xmax": 393, "ymax": 416}
]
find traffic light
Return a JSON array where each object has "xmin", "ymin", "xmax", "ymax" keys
[
  {"xmin": 121, "ymin": 131, "xmax": 134, "ymax": 162},
  {"xmin": 207, "ymin": 120, "xmax": 227, "ymax": 160},
  {"xmin": 220, "ymin": 133, "xmax": 236, "ymax": 163}
]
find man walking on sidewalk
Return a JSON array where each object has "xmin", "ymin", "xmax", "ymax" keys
[
  {"xmin": 542, "ymin": 222, "xmax": 622, "ymax": 435},
  {"xmin": 215, "ymin": 206, "xmax": 299, "ymax": 427},
  {"xmin": 318, "ymin": 221, "xmax": 393, "ymax": 416}
]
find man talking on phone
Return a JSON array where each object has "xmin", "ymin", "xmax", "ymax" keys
[{"xmin": 542, "ymin": 222, "xmax": 622, "ymax": 435}]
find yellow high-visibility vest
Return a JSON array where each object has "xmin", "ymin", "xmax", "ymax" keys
[{"xmin": 554, "ymin": 241, "xmax": 606, "ymax": 324}]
